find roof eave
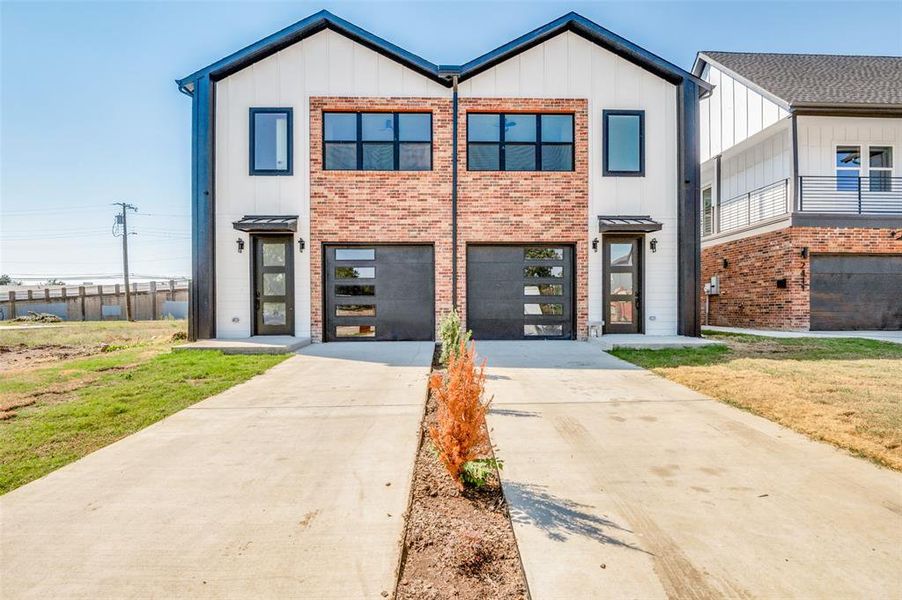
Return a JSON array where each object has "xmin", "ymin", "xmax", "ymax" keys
[
  {"xmin": 459, "ymin": 13, "xmax": 711, "ymax": 93},
  {"xmin": 694, "ymin": 52, "xmax": 792, "ymax": 110},
  {"xmin": 175, "ymin": 10, "xmax": 450, "ymax": 91}
]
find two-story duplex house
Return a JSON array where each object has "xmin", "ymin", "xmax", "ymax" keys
[
  {"xmin": 176, "ymin": 10, "xmax": 708, "ymax": 342},
  {"xmin": 697, "ymin": 52, "xmax": 902, "ymax": 331}
]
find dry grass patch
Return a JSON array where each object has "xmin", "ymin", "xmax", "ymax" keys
[{"xmin": 611, "ymin": 333, "xmax": 902, "ymax": 470}]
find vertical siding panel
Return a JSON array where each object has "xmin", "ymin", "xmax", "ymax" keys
[
  {"xmin": 747, "ymin": 88, "xmax": 763, "ymax": 137},
  {"xmin": 700, "ymin": 97, "xmax": 710, "ymax": 162},
  {"xmin": 762, "ymin": 97, "xmax": 778, "ymax": 128},
  {"xmin": 327, "ymin": 33, "xmax": 354, "ymax": 93},
  {"xmin": 567, "ymin": 34, "xmax": 591, "ymax": 97},
  {"xmin": 352, "ymin": 43, "xmax": 378, "ymax": 94},
  {"xmin": 542, "ymin": 34, "xmax": 568, "ymax": 95},
  {"xmin": 720, "ymin": 74, "xmax": 735, "ymax": 149},
  {"xmin": 734, "ymin": 82, "xmax": 748, "ymax": 144},
  {"xmin": 304, "ymin": 33, "xmax": 328, "ymax": 93},
  {"xmin": 709, "ymin": 68, "xmax": 722, "ymax": 156},
  {"xmin": 376, "ymin": 56, "xmax": 403, "ymax": 95},
  {"xmin": 493, "ymin": 56, "xmax": 520, "ymax": 95},
  {"xmin": 518, "ymin": 45, "xmax": 544, "ymax": 96}
]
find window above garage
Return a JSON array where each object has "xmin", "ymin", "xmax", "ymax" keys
[
  {"xmin": 467, "ymin": 113, "xmax": 574, "ymax": 172},
  {"xmin": 323, "ymin": 112, "xmax": 432, "ymax": 171}
]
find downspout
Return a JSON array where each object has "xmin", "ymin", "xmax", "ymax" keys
[{"xmin": 451, "ymin": 75, "xmax": 459, "ymax": 310}]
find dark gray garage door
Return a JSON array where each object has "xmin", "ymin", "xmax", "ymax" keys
[
  {"xmin": 467, "ymin": 245, "xmax": 574, "ymax": 340},
  {"xmin": 810, "ymin": 254, "xmax": 902, "ymax": 330},
  {"xmin": 324, "ymin": 245, "xmax": 434, "ymax": 341}
]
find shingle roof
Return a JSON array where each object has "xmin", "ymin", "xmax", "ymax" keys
[{"xmin": 698, "ymin": 52, "xmax": 902, "ymax": 107}]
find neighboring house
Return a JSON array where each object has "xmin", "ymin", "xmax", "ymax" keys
[
  {"xmin": 696, "ymin": 52, "xmax": 902, "ymax": 331},
  {"xmin": 175, "ymin": 10, "xmax": 708, "ymax": 342}
]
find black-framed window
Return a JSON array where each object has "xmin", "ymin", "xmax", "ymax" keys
[
  {"xmin": 323, "ymin": 112, "xmax": 432, "ymax": 171},
  {"xmin": 603, "ymin": 110, "xmax": 644, "ymax": 176},
  {"xmin": 249, "ymin": 108, "xmax": 292, "ymax": 175},
  {"xmin": 467, "ymin": 113, "xmax": 574, "ymax": 172}
]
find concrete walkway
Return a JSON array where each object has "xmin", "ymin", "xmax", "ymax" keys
[
  {"xmin": 1, "ymin": 341, "xmax": 433, "ymax": 599},
  {"xmin": 705, "ymin": 325, "xmax": 902, "ymax": 344},
  {"xmin": 479, "ymin": 341, "xmax": 902, "ymax": 599}
]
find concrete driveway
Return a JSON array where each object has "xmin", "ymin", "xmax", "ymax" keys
[
  {"xmin": 1, "ymin": 342, "xmax": 432, "ymax": 599},
  {"xmin": 479, "ymin": 341, "xmax": 902, "ymax": 599}
]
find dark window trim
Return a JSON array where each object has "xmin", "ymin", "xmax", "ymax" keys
[
  {"xmin": 602, "ymin": 109, "xmax": 645, "ymax": 177},
  {"xmin": 466, "ymin": 113, "xmax": 575, "ymax": 172},
  {"xmin": 249, "ymin": 107, "xmax": 293, "ymax": 176},
  {"xmin": 323, "ymin": 111, "xmax": 433, "ymax": 171}
]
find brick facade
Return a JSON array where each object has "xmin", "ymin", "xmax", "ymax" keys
[
  {"xmin": 309, "ymin": 96, "xmax": 590, "ymax": 341},
  {"xmin": 310, "ymin": 97, "xmax": 454, "ymax": 342},
  {"xmin": 457, "ymin": 98, "xmax": 590, "ymax": 339},
  {"xmin": 701, "ymin": 226, "xmax": 902, "ymax": 330}
]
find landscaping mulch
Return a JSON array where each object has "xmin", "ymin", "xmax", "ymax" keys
[{"xmin": 396, "ymin": 359, "xmax": 528, "ymax": 600}]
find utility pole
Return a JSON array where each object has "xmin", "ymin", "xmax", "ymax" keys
[{"xmin": 112, "ymin": 202, "xmax": 138, "ymax": 321}]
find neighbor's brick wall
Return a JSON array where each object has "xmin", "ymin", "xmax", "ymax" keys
[
  {"xmin": 310, "ymin": 97, "xmax": 453, "ymax": 342},
  {"xmin": 457, "ymin": 98, "xmax": 590, "ymax": 339},
  {"xmin": 701, "ymin": 226, "xmax": 902, "ymax": 330}
]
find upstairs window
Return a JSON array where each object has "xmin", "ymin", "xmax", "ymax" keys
[
  {"xmin": 323, "ymin": 112, "xmax": 432, "ymax": 171},
  {"xmin": 250, "ymin": 108, "xmax": 292, "ymax": 175},
  {"xmin": 869, "ymin": 146, "xmax": 893, "ymax": 192},
  {"xmin": 603, "ymin": 110, "xmax": 644, "ymax": 176},
  {"xmin": 467, "ymin": 113, "xmax": 574, "ymax": 172},
  {"xmin": 835, "ymin": 145, "xmax": 861, "ymax": 191}
]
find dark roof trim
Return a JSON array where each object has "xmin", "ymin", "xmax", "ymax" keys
[
  {"xmin": 460, "ymin": 13, "xmax": 709, "ymax": 92},
  {"xmin": 791, "ymin": 104, "xmax": 902, "ymax": 118},
  {"xmin": 693, "ymin": 52, "xmax": 791, "ymax": 110},
  {"xmin": 233, "ymin": 215, "xmax": 299, "ymax": 233},
  {"xmin": 177, "ymin": 11, "xmax": 709, "ymax": 95},
  {"xmin": 598, "ymin": 215, "xmax": 663, "ymax": 233},
  {"xmin": 177, "ymin": 10, "xmax": 448, "ymax": 91}
]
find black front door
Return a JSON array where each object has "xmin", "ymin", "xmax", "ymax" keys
[
  {"xmin": 603, "ymin": 236, "xmax": 642, "ymax": 334},
  {"xmin": 253, "ymin": 235, "xmax": 294, "ymax": 335}
]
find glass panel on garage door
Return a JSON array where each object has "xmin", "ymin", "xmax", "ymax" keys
[
  {"xmin": 467, "ymin": 245, "xmax": 574, "ymax": 340},
  {"xmin": 324, "ymin": 245, "xmax": 434, "ymax": 341}
]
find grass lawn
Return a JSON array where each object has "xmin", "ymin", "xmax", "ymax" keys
[
  {"xmin": 611, "ymin": 331, "xmax": 902, "ymax": 470},
  {"xmin": 0, "ymin": 320, "xmax": 289, "ymax": 494}
]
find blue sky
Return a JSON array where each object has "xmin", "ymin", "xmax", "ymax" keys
[{"xmin": 2, "ymin": 1, "xmax": 900, "ymax": 283}]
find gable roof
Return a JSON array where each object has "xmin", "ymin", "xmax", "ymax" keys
[
  {"xmin": 695, "ymin": 51, "xmax": 902, "ymax": 109},
  {"xmin": 177, "ymin": 10, "xmax": 708, "ymax": 95}
]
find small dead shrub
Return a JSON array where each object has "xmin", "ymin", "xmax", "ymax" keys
[
  {"xmin": 171, "ymin": 331, "xmax": 188, "ymax": 341},
  {"xmin": 428, "ymin": 340, "xmax": 493, "ymax": 489}
]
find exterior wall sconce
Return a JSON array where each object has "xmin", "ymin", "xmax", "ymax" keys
[
  {"xmin": 722, "ymin": 258, "xmax": 729, "ymax": 268},
  {"xmin": 236, "ymin": 238, "xmax": 245, "ymax": 253},
  {"xmin": 801, "ymin": 247, "xmax": 809, "ymax": 258},
  {"xmin": 649, "ymin": 238, "xmax": 658, "ymax": 253},
  {"xmin": 592, "ymin": 238, "xmax": 599, "ymax": 252},
  {"xmin": 298, "ymin": 237, "xmax": 306, "ymax": 252}
]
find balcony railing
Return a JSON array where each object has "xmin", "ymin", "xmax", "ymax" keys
[
  {"xmin": 799, "ymin": 176, "xmax": 902, "ymax": 214},
  {"xmin": 705, "ymin": 179, "xmax": 789, "ymax": 235}
]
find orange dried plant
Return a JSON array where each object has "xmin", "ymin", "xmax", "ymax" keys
[{"xmin": 428, "ymin": 339, "xmax": 493, "ymax": 489}]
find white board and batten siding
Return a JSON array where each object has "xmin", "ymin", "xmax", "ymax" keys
[
  {"xmin": 214, "ymin": 29, "xmax": 448, "ymax": 338},
  {"xmin": 215, "ymin": 29, "xmax": 686, "ymax": 338},
  {"xmin": 797, "ymin": 116, "xmax": 902, "ymax": 177},
  {"xmin": 458, "ymin": 31, "xmax": 680, "ymax": 336},
  {"xmin": 700, "ymin": 64, "xmax": 789, "ymax": 162}
]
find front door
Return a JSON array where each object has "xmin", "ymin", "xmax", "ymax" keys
[
  {"xmin": 603, "ymin": 236, "xmax": 642, "ymax": 334},
  {"xmin": 253, "ymin": 235, "xmax": 294, "ymax": 335}
]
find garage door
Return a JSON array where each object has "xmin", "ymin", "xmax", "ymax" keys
[
  {"xmin": 810, "ymin": 254, "xmax": 902, "ymax": 330},
  {"xmin": 467, "ymin": 245, "xmax": 574, "ymax": 340},
  {"xmin": 324, "ymin": 245, "xmax": 434, "ymax": 341}
]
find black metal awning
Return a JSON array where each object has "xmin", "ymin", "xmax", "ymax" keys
[
  {"xmin": 232, "ymin": 215, "xmax": 299, "ymax": 233},
  {"xmin": 597, "ymin": 215, "xmax": 663, "ymax": 233}
]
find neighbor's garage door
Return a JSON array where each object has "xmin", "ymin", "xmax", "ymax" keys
[
  {"xmin": 467, "ymin": 245, "xmax": 574, "ymax": 340},
  {"xmin": 324, "ymin": 245, "xmax": 434, "ymax": 341},
  {"xmin": 810, "ymin": 254, "xmax": 902, "ymax": 330}
]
